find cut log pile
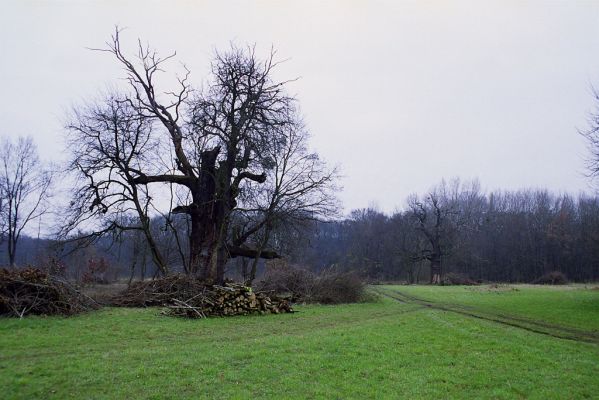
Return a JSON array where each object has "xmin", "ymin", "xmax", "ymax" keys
[
  {"xmin": 0, "ymin": 268, "xmax": 98, "ymax": 318},
  {"xmin": 166, "ymin": 283, "xmax": 293, "ymax": 318},
  {"xmin": 111, "ymin": 275, "xmax": 293, "ymax": 318}
]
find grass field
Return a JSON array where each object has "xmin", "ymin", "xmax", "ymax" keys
[
  {"xmin": 392, "ymin": 284, "xmax": 599, "ymax": 331},
  {"xmin": 1, "ymin": 285, "xmax": 599, "ymax": 399}
]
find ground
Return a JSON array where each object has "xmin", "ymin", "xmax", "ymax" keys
[{"xmin": 1, "ymin": 284, "xmax": 599, "ymax": 399}]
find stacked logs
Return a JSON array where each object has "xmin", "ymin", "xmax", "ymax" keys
[
  {"xmin": 111, "ymin": 275, "xmax": 293, "ymax": 318},
  {"xmin": 166, "ymin": 283, "xmax": 293, "ymax": 318}
]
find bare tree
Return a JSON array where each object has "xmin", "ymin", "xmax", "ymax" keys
[
  {"xmin": 0, "ymin": 136, "xmax": 53, "ymax": 266},
  {"xmin": 64, "ymin": 29, "xmax": 338, "ymax": 283},
  {"xmin": 408, "ymin": 180, "xmax": 463, "ymax": 284},
  {"xmin": 409, "ymin": 194, "xmax": 445, "ymax": 284},
  {"xmin": 64, "ymin": 95, "xmax": 170, "ymax": 274},
  {"xmin": 581, "ymin": 88, "xmax": 599, "ymax": 184},
  {"xmin": 233, "ymin": 122, "xmax": 339, "ymax": 283}
]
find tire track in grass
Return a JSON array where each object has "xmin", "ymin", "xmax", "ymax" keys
[
  {"xmin": 373, "ymin": 287, "xmax": 599, "ymax": 344},
  {"xmin": 387, "ymin": 289, "xmax": 599, "ymax": 338}
]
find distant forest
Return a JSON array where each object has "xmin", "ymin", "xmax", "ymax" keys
[
  {"xmin": 293, "ymin": 183, "xmax": 599, "ymax": 283},
  {"xmin": 7, "ymin": 179, "xmax": 599, "ymax": 283}
]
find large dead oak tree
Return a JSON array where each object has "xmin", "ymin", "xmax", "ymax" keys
[
  {"xmin": 408, "ymin": 180, "xmax": 465, "ymax": 284},
  {"xmin": 64, "ymin": 30, "xmax": 337, "ymax": 283}
]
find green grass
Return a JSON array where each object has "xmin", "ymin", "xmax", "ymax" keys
[
  {"xmin": 392, "ymin": 284, "xmax": 599, "ymax": 331},
  {"xmin": 1, "ymin": 286, "xmax": 599, "ymax": 399}
]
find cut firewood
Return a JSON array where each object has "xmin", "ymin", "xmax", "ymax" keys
[{"xmin": 112, "ymin": 275, "xmax": 293, "ymax": 318}]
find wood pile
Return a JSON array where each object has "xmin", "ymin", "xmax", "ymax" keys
[
  {"xmin": 111, "ymin": 275, "xmax": 293, "ymax": 318},
  {"xmin": 0, "ymin": 268, "xmax": 99, "ymax": 318},
  {"xmin": 166, "ymin": 283, "xmax": 293, "ymax": 318}
]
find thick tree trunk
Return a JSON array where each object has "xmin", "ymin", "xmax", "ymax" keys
[
  {"xmin": 187, "ymin": 202, "xmax": 230, "ymax": 283},
  {"xmin": 186, "ymin": 147, "xmax": 221, "ymax": 279},
  {"xmin": 196, "ymin": 201, "xmax": 229, "ymax": 283},
  {"xmin": 188, "ymin": 213, "xmax": 204, "ymax": 275},
  {"xmin": 182, "ymin": 147, "xmax": 277, "ymax": 284}
]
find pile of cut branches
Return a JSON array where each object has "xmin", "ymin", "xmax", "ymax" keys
[
  {"xmin": 532, "ymin": 271, "xmax": 568, "ymax": 285},
  {"xmin": 441, "ymin": 272, "xmax": 480, "ymax": 286},
  {"xmin": 111, "ymin": 274, "xmax": 204, "ymax": 307},
  {"xmin": 256, "ymin": 263, "xmax": 366, "ymax": 304},
  {"xmin": 112, "ymin": 275, "xmax": 293, "ymax": 318},
  {"xmin": 0, "ymin": 268, "xmax": 98, "ymax": 318}
]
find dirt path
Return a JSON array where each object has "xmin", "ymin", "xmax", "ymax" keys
[{"xmin": 374, "ymin": 287, "xmax": 599, "ymax": 344}]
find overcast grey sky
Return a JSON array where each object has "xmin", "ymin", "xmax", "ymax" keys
[{"xmin": 2, "ymin": 0, "xmax": 599, "ymax": 213}]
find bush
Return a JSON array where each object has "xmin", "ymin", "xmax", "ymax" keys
[
  {"xmin": 81, "ymin": 258, "xmax": 112, "ymax": 285},
  {"xmin": 532, "ymin": 271, "xmax": 568, "ymax": 285},
  {"xmin": 256, "ymin": 263, "xmax": 365, "ymax": 304},
  {"xmin": 38, "ymin": 257, "xmax": 67, "ymax": 277}
]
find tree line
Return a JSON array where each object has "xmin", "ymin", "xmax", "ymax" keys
[
  {"xmin": 6, "ymin": 178, "xmax": 599, "ymax": 284},
  {"xmin": 291, "ymin": 179, "xmax": 599, "ymax": 283}
]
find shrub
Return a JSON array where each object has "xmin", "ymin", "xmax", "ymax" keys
[
  {"xmin": 81, "ymin": 258, "xmax": 111, "ymax": 285},
  {"xmin": 38, "ymin": 257, "xmax": 67, "ymax": 277},
  {"xmin": 533, "ymin": 271, "xmax": 568, "ymax": 285}
]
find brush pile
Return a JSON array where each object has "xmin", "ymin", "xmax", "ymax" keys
[
  {"xmin": 0, "ymin": 268, "xmax": 98, "ymax": 318},
  {"xmin": 532, "ymin": 271, "xmax": 568, "ymax": 285},
  {"xmin": 112, "ymin": 275, "xmax": 293, "ymax": 318},
  {"xmin": 256, "ymin": 263, "xmax": 366, "ymax": 304},
  {"xmin": 441, "ymin": 272, "xmax": 480, "ymax": 286}
]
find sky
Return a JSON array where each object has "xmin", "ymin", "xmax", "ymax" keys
[{"xmin": 2, "ymin": 0, "xmax": 599, "ymax": 214}]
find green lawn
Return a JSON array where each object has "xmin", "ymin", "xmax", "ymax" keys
[
  {"xmin": 391, "ymin": 284, "xmax": 599, "ymax": 331},
  {"xmin": 1, "ymin": 286, "xmax": 598, "ymax": 399}
]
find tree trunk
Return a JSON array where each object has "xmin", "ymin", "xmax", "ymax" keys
[
  {"xmin": 187, "ymin": 147, "xmax": 221, "ymax": 278},
  {"xmin": 141, "ymin": 223, "xmax": 169, "ymax": 276},
  {"xmin": 8, "ymin": 234, "xmax": 16, "ymax": 267},
  {"xmin": 188, "ymin": 213, "xmax": 204, "ymax": 275},
  {"xmin": 249, "ymin": 257, "xmax": 260, "ymax": 286},
  {"xmin": 128, "ymin": 259, "xmax": 136, "ymax": 286},
  {"xmin": 182, "ymin": 146, "xmax": 273, "ymax": 284},
  {"xmin": 430, "ymin": 256, "xmax": 441, "ymax": 284},
  {"xmin": 248, "ymin": 229, "xmax": 271, "ymax": 285},
  {"xmin": 141, "ymin": 249, "xmax": 147, "ymax": 281},
  {"xmin": 241, "ymin": 257, "xmax": 249, "ymax": 282}
]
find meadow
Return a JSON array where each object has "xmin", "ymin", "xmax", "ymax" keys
[{"xmin": 1, "ymin": 285, "xmax": 598, "ymax": 399}]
